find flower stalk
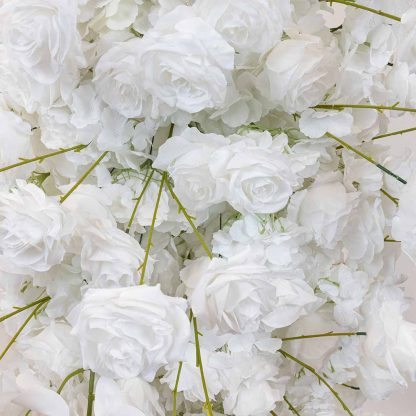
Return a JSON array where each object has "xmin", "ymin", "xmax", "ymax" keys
[
  {"xmin": 60, "ymin": 151, "xmax": 109, "ymax": 203},
  {"xmin": 282, "ymin": 331, "xmax": 366, "ymax": 342},
  {"xmin": 279, "ymin": 349, "xmax": 353, "ymax": 416},
  {"xmin": 0, "ymin": 296, "xmax": 50, "ymax": 323},
  {"xmin": 314, "ymin": 103, "xmax": 416, "ymax": 113},
  {"xmin": 321, "ymin": 0, "xmax": 401, "ymax": 21},
  {"xmin": 86, "ymin": 370, "xmax": 96, "ymax": 416},
  {"xmin": 284, "ymin": 396, "xmax": 301, "ymax": 416}
]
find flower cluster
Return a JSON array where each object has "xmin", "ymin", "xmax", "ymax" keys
[{"xmin": 1, "ymin": 1, "xmax": 416, "ymax": 416}]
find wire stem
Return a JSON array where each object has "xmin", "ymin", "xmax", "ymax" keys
[
  {"xmin": 284, "ymin": 396, "xmax": 301, "ymax": 416},
  {"xmin": 172, "ymin": 361, "xmax": 183, "ymax": 416},
  {"xmin": 60, "ymin": 151, "xmax": 109, "ymax": 203},
  {"xmin": 282, "ymin": 331, "xmax": 366, "ymax": 342},
  {"xmin": 314, "ymin": 104, "xmax": 416, "ymax": 113},
  {"xmin": 372, "ymin": 126, "xmax": 416, "ymax": 140},
  {"xmin": 327, "ymin": 133, "xmax": 407, "ymax": 184},
  {"xmin": 0, "ymin": 144, "xmax": 88, "ymax": 173},
  {"xmin": 193, "ymin": 317, "xmax": 213, "ymax": 416},
  {"xmin": 139, "ymin": 172, "xmax": 166, "ymax": 285},
  {"xmin": 0, "ymin": 296, "xmax": 50, "ymax": 323},
  {"xmin": 86, "ymin": 370, "xmax": 95, "ymax": 416},
  {"xmin": 321, "ymin": 0, "xmax": 401, "ymax": 21},
  {"xmin": 57, "ymin": 368, "xmax": 85, "ymax": 394},
  {"xmin": 279, "ymin": 349, "xmax": 353, "ymax": 416}
]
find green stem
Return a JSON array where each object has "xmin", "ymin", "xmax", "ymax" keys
[
  {"xmin": 172, "ymin": 361, "xmax": 183, "ymax": 416},
  {"xmin": 380, "ymin": 189, "xmax": 399, "ymax": 206},
  {"xmin": 279, "ymin": 349, "xmax": 353, "ymax": 416},
  {"xmin": 126, "ymin": 169, "xmax": 155, "ymax": 232},
  {"xmin": 314, "ymin": 104, "xmax": 416, "ymax": 113},
  {"xmin": 372, "ymin": 126, "xmax": 416, "ymax": 141},
  {"xmin": 327, "ymin": 133, "xmax": 407, "ymax": 184},
  {"xmin": 321, "ymin": 0, "xmax": 401, "ymax": 21},
  {"xmin": 270, "ymin": 411, "xmax": 278, "ymax": 416},
  {"xmin": 193, "ymin": 317, "xmax": 213, "ymax": 416},
  {"xmin": 139, "ymin": 172, "xmax": 166, "ymax": 285},
  {"xmin": 57, "ymin": 368, "xmax": 85, "ymax": 394},
  {"xmin": 0, "ymin": 301, "xmax": 46, "ymax": 361},
  {"xmin": 282, "ymin": 331, "xmax": 366, "ymax": 342},
  {"xmin": 0, "ymin": 296, "xmax": 50, "ymax": 323},
  {"xmin": 60, "ymin": 151, "xmax": 109, "ymax": 203},
  {"xmin": 165, "ymin": 180, "xmax": 213, "ymax": 259},
  {"xmin": 284, "ymin": 396, "xmax": 301, "ymax": 416},
  {"xmin": 0, "ymin": 144, "xmax": 88, "ymax": 173},
  {"xmin": 86, "ymin": 370, "xmax": 95, "ymax": 416}
]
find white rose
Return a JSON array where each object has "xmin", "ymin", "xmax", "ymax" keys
[
  {"xmin": 94, "ymin": 39, "xmax": 150, "ymax": 119},
  {"xmin": 153, "ymin": 127, "xmax": 229, "ymax": 212},
  {"xmin": 69, "ymin": 285, "xmax": 190, "ymax": 380},
  {"xmin": 182, "ymin": 256, "xmax": 318, "ymax": 334},
  {"xmin": 80, "ymin": 220, "xmax": 151, "ymax": 288},
  {"xmin": 0, "ymin": 0, "xmax": 80, "ymax": 84},
  {"xmin": 259, "ymin": 34, "xmax": 339, "ymax": 113},
  {"xmin": 194, "ymin": 0, "xmax": 290, "ymax": 63},
  {"xmin": 0, "ymin": 182, "xmax": 73, "ymax": 274},
  {"xmin": 210, "ymin": 132, "xmax": 296, "ymax": 214},
  {"xmin": 288, "ymin": 175, "xmax": 359, "ymax": 249},
  {"xmin": 139, "ymin": 6, "xmax": 234, "ymax": 118},
  {"xmin": 0, "ymin": 109, "xmax": 33, "ymax": 188}
]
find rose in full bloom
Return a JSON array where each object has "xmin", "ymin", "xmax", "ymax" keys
[
  {"xmin": 182, "ymin": 256, "xmax": 319, "ymax": 334},
  {"xmin": 139, "ymin": 6, "xmax": 235, "ymax": 118},
  {"xmin": 0, "ymin": 182, "xmax": 73, "ymax": 274},
  {"xmin": 0, "ymin": 0, "xmax": 80, "ymax": 84},
  {"xmin": 68, "ymin": 285, "xmax": 190, "ymax": 380},
  {"xmin": 194, "ymin": 0, "xmax": 291, "ymax": 64},
  {"xmin": 153, "ymin": 127, "xmax": 229, "ymax": 212},
  {"xmin": 258, "ymin": 34, "xmax": 339, "ymax": 113},
  {"xmin": 209, "ymin": 132, "xmax": 297, "ymax": 214}
]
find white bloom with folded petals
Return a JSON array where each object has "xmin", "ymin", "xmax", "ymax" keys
[
  {"xmin": 0, "ymin": 182, "xmax": 73, "ymax": 274},
  {"xmin": 69, "ymin": 285, "xmax": 190, "ymax": 380}
]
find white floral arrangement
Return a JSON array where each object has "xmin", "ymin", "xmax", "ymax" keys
[{"xmin": 1, "ymin": 1, "xmax": 416, "ymax": 415}]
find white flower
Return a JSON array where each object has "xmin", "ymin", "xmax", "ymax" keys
[
  {"xmin": 182, "ymin": 256, "xmax": 319, "ymax": 334},
  {"xmin": 0, "ymin": 0, "xmax": 80, "ymax": 84},
  {"xmin": 288, "ymin": 174, "xmax": 359, "ymax": 249},
  {"xmin": 218, "ymin": 351, "xmax": 286, "ymax": 416},
  {"xmin": 153, "ymin": 127, "xmax": 229, "ymax": 212},
  {"xmin": 392, "ymin": 173, "xmax": 416, "ymax": 263},
  {"xmin": 139, "ymin": 6, "xmax": 234, "ymax": 118},
  {"xmin": 299, "ymin": 109, "xmax": 354, "ymax": 139},
  {"xmin": 210, "ymin": 132, "xmax": 297, "ymax": 214},
  {"xmin": 0, "ymin": 182, "xmax": 73, "ymax": 273},
  {"xmin": 69, "ymin": 285, "xmax": 190, "ymax": 380},
  {"xmin": 358, "ymin": 284, "xmax": 416, "ymax": 399},
  {"xmin": 193, "ymin": 0, "xmax": 290, "ymax": 64},
  {"xmin": 79, "ymin": 220, "xmax": 150, "ymax": 288},
  {"xmin": 94, "ymin": 39, "xmax": 150, "ymax": 119},
  {"xmin": 94, "ymin": 377, "xmax": 163, "ymax": 416},
  {"xmin": 0, "ymin": 109, "xmax": 33, "ymax": 188},
  {"xmin": 258, "ymin": 34, "xmax": 339, "ymax": 113}
]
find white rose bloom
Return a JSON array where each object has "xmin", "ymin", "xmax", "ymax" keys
[
  {"xmin": 0, "ymin": 0, "xmax": 80, "ymax": 84},
  {"xmin": 392, "ymin": 173, "xmax": 416, "ymax": 263},
  {"xmin": 94, "ymin": 38, "xmax": 150, "ymax": 119},
  {"xmin": 80, "ymin": 221, "xmax": 150, "ymax": 287},
  {"xmin": 210, "ymin": 132, "xmax": 297, "ymax": 214},
  {"xmin": 139, "ymin": 6, "xmax": 234, "ymax": 118},
  {"xmin": 358, "ymin": 284, "xmax": 416, "ymax": 399},
  {"xmin": 182, "ymin": 256, "xmax": 319, "ymax": 334},
  {"xmin": 69, "ymin": 285, "xmax": 190, "ymax": 380},
  {"xmin": 0, "ymin": 182, "xmax": 73, "ymax": 274},
  {"xmin": 288, "ymin": 175, "xmax": 359, "ymax": 249},
  {"xmin": 258, "ymin": 34, "xmax": 339, "ymax": 113},
  {"xmin": 218, "ymin": 352, "xmax": 286, "ymax": 416},
  {"xmin": 0, "ymin": 109, "xmax": 33, "ymax": 188},
  {"xmin": 153, "ymin": 127, "xmax": 229, "ymax": 212},
  {"xmin": 194, "ymin": 0, "xmax": 290, "ymax": 64}
]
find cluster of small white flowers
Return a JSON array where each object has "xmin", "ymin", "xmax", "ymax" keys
[{"xmin": 1, "ymin": 1, "xmax": 416, "ymax": 415}]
